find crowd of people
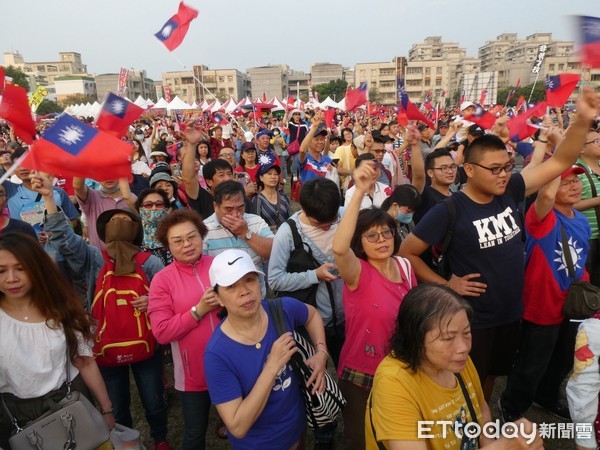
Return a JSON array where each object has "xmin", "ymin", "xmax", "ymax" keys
[{"xmin": 0, "ymin": 86, "xmax": 598, "ymax": 450}]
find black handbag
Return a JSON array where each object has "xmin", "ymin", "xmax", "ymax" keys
[
  {"xmin": 266, "ymin": 298, "xmax": 346, "ymax": 429},
  {"xmin": 1, "ymin": 343, "xmax": 110, "ymax": 450},
  {"xmin": 560, "ymin": 225, "xmax": 600, "ymax": 319}
]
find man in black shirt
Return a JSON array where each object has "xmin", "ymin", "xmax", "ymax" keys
[{"xmin": 413, "ymin": 149, "xmax": 456, "ymax": 224}]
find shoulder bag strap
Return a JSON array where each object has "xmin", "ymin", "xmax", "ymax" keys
[
  {"xmin": 394, "ymin": 257, "xmax": 412, "ymax": 290},
  {"xmin": 576, "ymin": 163, "xmax": 600, "ymax": 232},
  {"xmin": 368, "ymin": 395, "xmax": 387, "ymax": 450},
  {"xmin": 266, "ymin": 298, "xmax": 288, "ymax": 336},
  {"xmin": 440, "ymin": 196, "xmax": 457, "ymax": 253},
  {"xmin": 456, "ymin": 373, "xmax": 478, "ymax": 427},
  {"xmin": 286, "ymin": 218, "xmax": 303, "ymax": 251},
  {"xmin": 560, "ymin": 225, "xmax": 576, "ymax": 278}
]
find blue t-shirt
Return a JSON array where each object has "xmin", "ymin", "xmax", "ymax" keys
[
  {"xmin": 413, "ymin": 173, "xmax": 526, "ymax": 329},
  {"xmin": 204, "ymin": 297, "xmax": 309, "ymax": 450},
  {"xmin": 296, "ymin": 153, "xmax": 332, "ymax": 184},
  {"xmin": 7, "ymin": 185, "xmax": 79, "ymax": 234}
]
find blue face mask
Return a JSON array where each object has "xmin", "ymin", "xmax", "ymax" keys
[{"xmin": 396, "ymin": 210, "xmax": 414, "ymax": 224}]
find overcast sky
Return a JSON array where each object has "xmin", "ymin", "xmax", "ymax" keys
[{"xmin": 0, "ymin": 0, "xmax": 595, "ymax": 81}]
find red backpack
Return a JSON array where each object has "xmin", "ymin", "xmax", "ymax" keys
[{"xmin": 92, "ymin": 250, "xmax": 157, "ymax": 367}]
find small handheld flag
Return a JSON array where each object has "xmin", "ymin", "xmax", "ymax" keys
[
  {"xmin": 0, "ymin": 82, "xmax": 37, "ymax": 144},
  {"xmin": 22, "ymin": 114, "xmax": 132, "ymax": 181},
  {"xmin": 155, "ymin": 2, "xmax": 199, "ymax": 51},
  {"xmin": 545, "ymin": 74, "xmax": 580, "ymax": 107},
  {"xmin": 96, "ymin": 93, "xmax": 144, "ymax": 138},
  {"xmin": 345, "ymin": 82, "xmax": 368, "ymax": 111}
]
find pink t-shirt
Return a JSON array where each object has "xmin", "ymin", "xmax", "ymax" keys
[
  {"xmin": 78, "ymin": 188, "xmax": 131, "ymax": 249},
  {"xmin": 338, "ymin": 257, "xmax": 416, "ymax": 379}
]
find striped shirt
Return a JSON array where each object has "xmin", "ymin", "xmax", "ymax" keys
[
  {"xmin": 203, "ymin": 213, "xmax": 275, "ymax": 271},
  {"xmin": 577, "ymin": 158, "xmax": 600, "ymax": 239}
]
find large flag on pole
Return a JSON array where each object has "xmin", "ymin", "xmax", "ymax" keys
[
  {"xmin": 21, "ymin": 114, "xmax": 132, "ymax": 181},
  {"xmin": 96, "ymin": 92, "xmax": 144, "ymax": 138},
  {"xmin": 505, "ymin": 79, "xmax": 521, "ymax": 105},
  {"xmin": 155, "ymin": 2, "xmax": 199, "ymax": 51},
  {"xmin": 345, "ymin": 82, "xmax": 368, "ymax": 111},
  {"xmin": 577, "ymin": 15, "xmax": 600, "ymax": 68},
  {"xmin": 545, "ymin": 73, "xmax": 580, "ymax": 107},
  {"xmin": 0, "ymin": 82, "xmax": 37, "ymax": 144}
]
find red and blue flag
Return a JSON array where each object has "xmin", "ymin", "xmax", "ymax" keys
[
  {"xmin": 463, "ymin": 105, "xmax": 497, "ymax": 130},
  {"xmin": 96, "ymin": 92, "xmax": 144, "ymax": 138},
  {"xmin": 22, "ymin": 114, "xmax": 132, "ymax": 181},
  {"xmin": 345, "ymin": 82, "xmax": 367, "ymax": 111},
  {"xmin": 577, "ymin": 15, "xmax": 600, "ymax": 68},
  {"xmin": 155, "ymin": 2, "xmax": 199, "ymax": 51},
  {"xmin": 0, "ymin": 82, "xmax": 36, "ymax": 144},
  {"xmin": 399, "ymin": 88, "xmax": 435, "ymax": 130},
  {"xmin": 545, "ymin": 73, "xmax": 580, "ymax": 107}
]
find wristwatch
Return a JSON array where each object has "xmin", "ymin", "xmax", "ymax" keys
[
  {"xmin": 244, "ymin": 230, "xmax": 253, "ymax": 241},
  {"xmin": 190, "ymin": 306, "xmax": 202, "ymax": 321}
]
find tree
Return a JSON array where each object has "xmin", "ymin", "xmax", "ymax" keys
[
  {"xmin": 497, "ymin": 83, "xmax": 546, "ymax": 106},
  {"xmin": 36, "ymin": 99, "xmax": 64, "ymax": 115},
  {"xmin": 368, "ymin": 87, "xmax": 383, "ymax": 104},
  {"xmin": 59, "ymin": 93, "xmax": 97, "ymax": 108},
  {"xmin": 4, "ymin": 65, "xmax": 30, "ymax": 92},
  {"xmin": 314, "ymin": 79, "xmax": 348, "ymax": 102}
]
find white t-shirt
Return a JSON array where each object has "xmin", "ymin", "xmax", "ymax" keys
[
  {"xmin": 0, "ymin": 309, "xmax": 92, "ymax": 398},
  {"xmin": 345, "ymin": 182, "xmax": 390, "ymax": 210}
]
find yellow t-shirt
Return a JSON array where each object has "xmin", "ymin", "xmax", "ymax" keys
[
  {"xmin": 332, "ymin": 145, "xmax": 356, "ymax": 190},
  {"xmin": 366, "ymin": 356, "xmax": 484, "ymax": 450}
]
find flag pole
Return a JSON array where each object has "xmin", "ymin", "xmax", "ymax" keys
[
  {"xmin": 0, "ymin": 149, "xmax": 30, "ymax": 186},
  {"xmin": 528, "ymin": 71, "xmax": 541, "ymax": 104}
]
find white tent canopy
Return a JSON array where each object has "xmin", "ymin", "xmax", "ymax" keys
[
  {"xmin": 133, "ymin": 95, "xmax": 148, "ymax": 108},
  {"xmin": 320, "ymin": 97, "xmax": 340, "ymax": 109},
  {"xmin": 167, "ymin": 96, "xmax": 192, "ymax": 110},
  {"xmin": 198, "ymin": 99, "xmax": 211, "ymax": 110},
  {"xmin": 209, "ymin": 99, "xmax": 223, "ymax": 113},
  {"xmin": 152, "ymin": 98, "xmax": 169, "ymax": 109},
  {"xmin": 145, "ymin": 97, "xmax": 155, "ymax": 106}
]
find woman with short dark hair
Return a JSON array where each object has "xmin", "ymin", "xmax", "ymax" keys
[
  {"xmin": 149, "ymin": 209, "xmax": 220, "ymax": 450},
  {"xmin": 333, "ymin": 161, "xmax": 416, "ymax": 449},
  {"xmin": 366, "ymin": 283, "xmax": 543, "ymax": 450}
]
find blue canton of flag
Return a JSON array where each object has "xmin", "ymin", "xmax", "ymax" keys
[
  {"xmin": 43, "ymin": 115, "xmax": 97, "ymax": 156},
  {"xmin": 155, "ymin": 19, "xmax": 178, "ymax": 43},
  {"xmin": 545, "ymin": 75, "xmax": 560, "ymax": 91},
  {"xmin": 106, "ymin": 93, "xmax": 128, "ymax": 119}
]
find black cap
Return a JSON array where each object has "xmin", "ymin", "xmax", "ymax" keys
[
  {"xmin": 96, "ymin": 209, "xmax": 143, "ymax": 246},
  {"xmin": 468, "ymin": 124, "xmax": 485, "ymax": 136}
]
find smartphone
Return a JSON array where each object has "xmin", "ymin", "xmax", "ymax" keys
[{"xmin": 328, "ymin": 267, "xmax": 340, "ymax": 277}]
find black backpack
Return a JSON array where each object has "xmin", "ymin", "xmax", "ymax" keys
[{"xmin": 275, "ymin": 219, "xmax": 337, "ymax": 329}]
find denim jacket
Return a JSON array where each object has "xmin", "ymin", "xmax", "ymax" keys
[
  {"xmin": 267, "ymin": 211, "xmax": 344, "ymax": 327},
  {"xmin": 44, "ymin": 210, "xmax": 164, "ymax": 309}
]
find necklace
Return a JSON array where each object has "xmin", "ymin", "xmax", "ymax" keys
[{"xmin": 229, "ymin": 312, "xmax": 263, "ymax": 349}]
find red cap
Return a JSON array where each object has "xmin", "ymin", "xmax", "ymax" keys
[{"xmin": 561, "ymin": 166, "xmax": 586, "ymax": 179}]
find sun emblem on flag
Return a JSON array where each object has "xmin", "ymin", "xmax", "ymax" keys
[
  {"xmin": 110, "ymin": 100, "xmax": 126, "ymax": 115},
  {"xmin": 58, "ymin": 125, "xmax": 85, "ymax": 146},
  {"xmin": 161, "ymin": 25, "xmax": 173, "ymax": 38},
  {"xmin": 545, "ymin": 76, "xmax": 556, "ymax": 90},
  {"xmin": 554, "ymin": 236, "xmax": 583, "ymax": 276},
  {"xmin": 258, "ymin": 154, "xmax": 273, "ymax": 165}
]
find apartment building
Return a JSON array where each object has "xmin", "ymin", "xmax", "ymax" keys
[
  {"xmin": 247, "ymin": 65, "xmax": 289, "ymax": 100},
  {"xmin": 310, "ymin": 63, "xmax": 344, "ymax": 87},
  {"xmin": 3, "ymin": 51, "xmax": 88, "ymax": 88},
  {"xmin": 354, "ymin": 57, "xmax": 406, "ymax": 105}
]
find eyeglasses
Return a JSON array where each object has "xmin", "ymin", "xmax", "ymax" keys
[
  {"xmin": 559, "ymin": 178, "xmax": 582, "ymax": 187},
  {"xmin": 307, "ymin": 216, "xmax": 339, "ymax": 230},
  {"xmin": 468, "ymin": 162, "xmax": 515, "ymax": 175},
  {"xmin": 362, "ymin": 228, "xmax": 395, "ymax": 243},
  {"xmin": 141, "ymin": 200, "xmax": 166, "ymax": 209},
  {"xmin": 585, "ymin": 139, "xmax": 600, "ymax": 145},
  {"xmin": 168, "ymin": 232, "xmax": 201, "ymax": 248},
  {"xmin": 219, "ymin": 153, "xmax": 235, "ymax": 159},
  {"xmin": 432, "ymin": 164, "xmax": 458, "ymax": 173}
]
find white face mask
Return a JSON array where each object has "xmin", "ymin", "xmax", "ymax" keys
[{"xmin": 136, "ymin": 134, "xmax": 144, "ymax": 140}]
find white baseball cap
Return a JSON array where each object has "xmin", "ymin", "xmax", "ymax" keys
[
  {"xmin": 460, "ymin": 101, "xmax": 475, "ymax": 111},
  {"xmin": 209, "ymin": 249, "xmax": 264, "ymax": 287}
]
